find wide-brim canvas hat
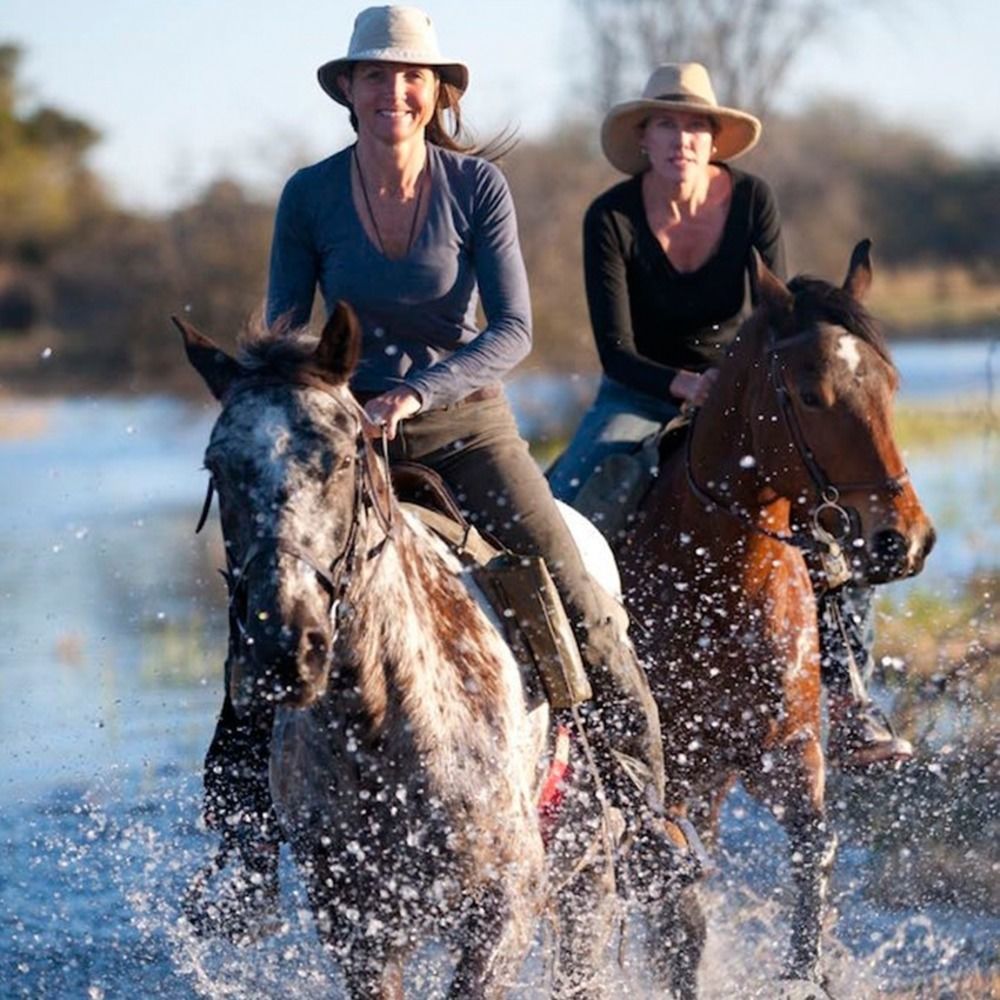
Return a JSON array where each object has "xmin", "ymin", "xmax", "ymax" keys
[
  {"xmin": 317, "ymin": 5, "xmax": 469, "ymax": 106},
  {"xmin": 601, "ymin": 63, "xmax": 762, "ymax": 174}
]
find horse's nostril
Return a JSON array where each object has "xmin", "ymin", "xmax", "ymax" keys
[
  {"xmin": 872, "ymin": 529, "xmax": 908, "ymax": 569},
  {"xmin": 302, "ymin": 629, "xmax": 330, "ymax": 680}
]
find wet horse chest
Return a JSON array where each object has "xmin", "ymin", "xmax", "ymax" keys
[{"xmin": 632, "ymin": 538, "xmax": 814, "ymax": 775}]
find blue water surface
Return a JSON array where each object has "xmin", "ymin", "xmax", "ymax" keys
[{"xmin": 0, "ymin": 340, "xmax": 996, "ymax": 998}]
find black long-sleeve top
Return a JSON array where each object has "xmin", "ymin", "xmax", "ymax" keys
[{"xmin": 583, "ymin": 166, "xmax": 786, "ymax": 400}]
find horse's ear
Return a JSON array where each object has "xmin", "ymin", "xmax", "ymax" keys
[
  {"xmin": 172, "ymin": 315, "xmax": 243, "ymax": 400},
  {"xmin": 843, "ymin": 238, "xmax": 873, "ymax": 301},
  {"xmin": 753, "ymin": 249, "xmax": 794, "ymax": 322},
  {"xmin": 314, "ymin": 300, "xmax": 362, "ymax": 381}
]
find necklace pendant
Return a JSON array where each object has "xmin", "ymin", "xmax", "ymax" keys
[{"xmin": 353, "ymin": 144, "xmax": 427, "ymax": 259}]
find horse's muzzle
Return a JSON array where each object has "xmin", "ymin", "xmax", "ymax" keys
[
  {"xmin": 230, "ymin": 624, "xmax": 331, "ymax": 712},
  {"xmin": 866, "ymin": 523, "xmax": 936, "ymax": 583}
]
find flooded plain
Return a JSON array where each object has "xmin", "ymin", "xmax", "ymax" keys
[{"xmin": 1, "ymin": 341, "xmax": 997, "ymax": 998}]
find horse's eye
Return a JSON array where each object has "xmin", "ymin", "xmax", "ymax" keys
[{"xmin": 800, "ymin": 390, "xmax": 823, "ymax": 409}]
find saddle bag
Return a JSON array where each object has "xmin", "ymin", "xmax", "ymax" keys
[
  {"xmin": 573, "ymin": 415, "xmax": 689, "ymax": 542},
  {"xmin": 473, "ymin": 553, "xmax": 593, "ymax": 710},
  {"xmin": 573, "ymin": 451, "xmax": 653, "ymax": 542}
]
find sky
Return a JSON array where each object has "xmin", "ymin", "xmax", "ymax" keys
[{"xmin": 5, "ymin": 0, "xmax": 998, "ymax": 211}]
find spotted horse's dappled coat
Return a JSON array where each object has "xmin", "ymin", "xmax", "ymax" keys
[{"xmin": 180, "ymin": 304, "xmax": 620, "ymax": 999}]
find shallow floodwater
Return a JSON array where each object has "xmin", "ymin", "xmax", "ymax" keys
[{"xmin": 1, "ymin": 341, "xmax": 997, "ymax": 998}]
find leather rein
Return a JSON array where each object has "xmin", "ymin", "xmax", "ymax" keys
[
  {"xmin": 684, "ymin": 328, "xmax": 909, "ymax": 572},
  {"xmin": 195, "ymin": 372, "xmax": 395, "ymax": 651}
]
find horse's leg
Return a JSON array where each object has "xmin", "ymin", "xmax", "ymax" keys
[
  {"xmin": 551, "ymin": 855, "xmax": 617, "ymax": 1000},
  {"xmin": 784, "ymin": 788, "xmax": 837, "ymax": 983},
  {"xmin": 744, "ymin": 736, "xmax": 836, "ymax": 984},
  {"xmin": 687, "ymin": 773, "xmax": 737, "ymax": 853},
  {"xmin": 636, "ymin": 802, "xmax": 709, "ymax": 1000},
  {"xmin": 341, "ymin": 948, "xmax": 404, "ymax": 1000},
  {"xmin": 299, "ymin": 849, "xmax": 403, "ymax": 1000},
  {"xmin": 642, "ymin": 884, "xmax": 705, "ymax": 1000},
  {"xmin": 448, "ymin": 885, "xmax": 537, "ymax": 1000}
]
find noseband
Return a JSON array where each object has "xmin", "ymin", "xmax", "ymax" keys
[
  {"xmin": 197, "ymin": 372, "xmax": 395, "ymax": 661},
  {"xmin": 686, "ymin": 328, "xmax": 909, "ymax": 582}
]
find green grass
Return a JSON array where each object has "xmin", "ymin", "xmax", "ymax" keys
[
  {"xmin": 892, "ymin": 402, "xmax": 997, "ymax": 452},
  {"xmin": 138, "ymin": 613, "xmax": 224, "ymax": 687}
]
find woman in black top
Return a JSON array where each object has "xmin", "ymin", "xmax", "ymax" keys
[{"xmin": 550, "ymin": 63, "xmax": 912, "ymax": 769}]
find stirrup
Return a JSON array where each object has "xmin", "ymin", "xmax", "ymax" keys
[
  {"xmin": 828, "ymin": 700, "xmax": 913, "ymax": 770},
  {"xmin": 625, "ymin": 815, "xmax": 709, "ymax": 897},
  {"xmin": 655, "ymin": 815, "xmax": 711, "ymax": 884}
]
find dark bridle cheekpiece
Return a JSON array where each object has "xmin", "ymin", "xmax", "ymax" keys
[
  {"xmin": 196, "ymin": 372, "xmax": 395, "ymax": 664},
  {"xmin": 685, "ymin": 325, "xmax": 909, "ymax": 574}
]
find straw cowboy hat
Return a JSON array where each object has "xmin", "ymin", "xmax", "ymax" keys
[
  {"xmin": 601, "ymin": 63, "xmax": 762, "ymax": 174},
  {"xmin": 317, "ymin": 5, "xmax": 469, "ymax": 106}
]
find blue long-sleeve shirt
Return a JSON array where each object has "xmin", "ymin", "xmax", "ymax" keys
[{"xmin": 266, "ymin": 143, "xmax": 532, "ymax": 411}]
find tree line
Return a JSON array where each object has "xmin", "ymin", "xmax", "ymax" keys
[{"xmin": 0, "ymin": 38, "xmax": 998, "ymax": 395}]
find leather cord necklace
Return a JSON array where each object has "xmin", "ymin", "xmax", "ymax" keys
[{"xmin": 352, "ymin": 144, "xmax": 426, "ymax": 258}]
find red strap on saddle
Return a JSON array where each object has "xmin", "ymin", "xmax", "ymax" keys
[{"xmin": 537, "ymin": 725, "xmax": 572, "ymax": 847}]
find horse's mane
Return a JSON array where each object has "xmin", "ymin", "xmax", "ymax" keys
[
  {"xmin": 786, "ymin": 275, "xmax": 895, "ymax": 371},
  {"xmin": 236, "ymin": 317, "xmax": 320, "ymax": 371}
]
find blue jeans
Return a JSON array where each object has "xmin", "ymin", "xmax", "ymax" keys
[
  {"xmin": 547, "ymin": 376, "xmax": 681, "ymax": 503},
  {"xmin": 817, "ymin": 585, "xmax": 876, "ymax": 698}
]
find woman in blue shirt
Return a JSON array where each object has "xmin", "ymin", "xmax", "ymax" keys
[{"xmin": 194, "ymin": 5, "xmax": 673, "ymax": 938}]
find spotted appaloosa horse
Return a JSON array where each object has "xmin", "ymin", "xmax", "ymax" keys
[
  {"xmin": 179, "ymin": 304, "xmax": 619, "ymax": 999},
  {"xmin": 617, "ymin": 242, "xmax": 934, "ymax": 997}
]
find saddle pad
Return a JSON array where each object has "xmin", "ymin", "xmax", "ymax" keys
[{"xmin": 573, "ymin": 415, "xmax": 690, "ymax": 543}]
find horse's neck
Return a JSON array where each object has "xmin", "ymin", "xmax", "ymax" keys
[
  {"xmin": 639, "ymin": 326, "xmax": 793, "ymax": 566},
  {"xmin": 341, "ymin": 509, "xmax": 527, "ymax": 765},
  {"xmin": 688, "ymin": 355, "xmax": 788, "ymax": 535}
]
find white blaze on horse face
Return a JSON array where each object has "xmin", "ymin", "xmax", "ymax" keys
[
  {"xmin": 835, "ymin": 334, "xmax": 862, "ymax": 376},
  {"xmin": 247, "ymin": 407, "xmax": 295, "ymax": 490},
  {"xmin": 245, "ymin": 406, "xmax": 330, "ymax": 519}
]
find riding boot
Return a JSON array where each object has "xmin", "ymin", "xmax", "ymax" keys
[
  {"xmin": 572, "ymin": 587, "xmax": 705, "ymax": 886},
  {"xmin": 818, "ymin": 585, "xmax": 913, "ymax": 768}
]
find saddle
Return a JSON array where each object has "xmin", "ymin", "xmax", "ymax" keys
[
  {"xmin": 572, "ymin": 413, "xmax": 691, "ymax": 543},
  {"xmin": 391, "ymin": 462, "xmax": 592, "ymax": 710}
]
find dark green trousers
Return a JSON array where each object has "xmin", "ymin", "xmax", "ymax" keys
[{"xmin": 389, "ymin": 388, "xmax": 666, "ymax": 807}]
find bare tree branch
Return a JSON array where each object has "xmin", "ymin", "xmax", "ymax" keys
[{"xmin": 572, "ymin": 0, "xmax": 845, "ymax": 114}]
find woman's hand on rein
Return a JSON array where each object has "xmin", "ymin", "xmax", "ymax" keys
[
  {"xmin": 362, "ymin": 387, "xmax": 423, "ymax": 441},
  {"xmin": 670, "ymin": 368, "xmax": 720, "ymax": 407}
]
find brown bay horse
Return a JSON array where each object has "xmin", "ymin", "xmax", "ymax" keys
[
  {"xmin": 178, "ymin": 305, "xmax": 620, "ymax": 999},
  {"xmin": 618, "ymin": 242, "xmax": 935, "ymax": 996}
]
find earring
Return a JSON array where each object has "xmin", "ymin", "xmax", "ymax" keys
[{"xmin": 639, "ymin": 145, "xmax": 648, "ymax": 156}]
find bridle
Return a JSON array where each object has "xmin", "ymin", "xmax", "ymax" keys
[
  {"xmin": 196, "ymin": 371, "xmax": 395, "ymax": 662},
  {"xmin": 685, "ymin": 326, "xmax": 909, "ymax": 582}
]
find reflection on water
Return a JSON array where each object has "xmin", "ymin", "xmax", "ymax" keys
[{"xmin": 0, "ymin": 341, "xmax": 996, "ymax": 997}]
